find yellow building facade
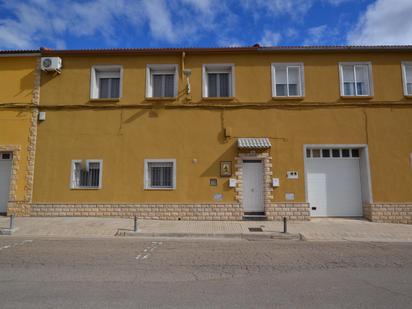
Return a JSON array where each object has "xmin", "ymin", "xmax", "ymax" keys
[
  {"xmin": 3, "ymin": 46, "xmax": 412, "ymax": 223},
  {"xmin": 0, "ymin": 51, "xmax": 40, "ymax": 216}
]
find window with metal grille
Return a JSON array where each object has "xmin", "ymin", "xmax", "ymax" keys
[
  {"xmin": 147, "ymin": 65, "xmax": 178, "ymax": 98},
  {"xmin": 272, "ymin": 63, "xmax": 304, "ymax": 97},
  {"xmin": 203, "ymin": 64, "xmax": 233, "ymax": 98},
  {"xmin": 72, "ymin": 160, "xmax": 102, "ymax": 189},
  {"xmin": 91, "ymin": 66, "xmax": 122, "ymax": 99},
  {"xmin": 402, "ymin": 63, "xmax": 412, "ymax": 95},
  {"xmin": 145, "ymin": 160, "xmax": 176, "ymax": 189},
  {"xmin": 340, "ymin": 63, "xmax": 372, "ymax": 96},
  {"xmin": 0, "ymin": 152, "xmax": 12, "ymax": 160}
]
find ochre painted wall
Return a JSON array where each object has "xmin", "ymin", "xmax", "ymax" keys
[
  {"xmin": 0, "ymin": 57, "xmax": 36, "ymax": 104},
  {"xmin": 39, "ymin": 52, "xmax": 412, "ymax": 105},
  {"xmin": 0, "ymin": 111, "xmax": 32, "ymax": 201},
  {"xmin": 32, "ymin": 51, "xmax": 412, "ymax": 204},
  {"xmin": 0, "ymin": 56, "xmax": 37, "ymax": 202},
  {"xmin": 32, "ymin": 107, "xmax": 412, "ymax": 203}
]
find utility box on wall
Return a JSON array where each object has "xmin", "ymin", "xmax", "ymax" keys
[
  {"xmin": 287, "ymin": 171, "xmax": 298, "ymax": 179},
  {"xmin": 272, "ymin": 178, "xmax": 280, "ymax": 187}
]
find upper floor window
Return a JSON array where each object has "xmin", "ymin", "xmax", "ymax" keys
[
  {"xmin": 339, "ymin": 62, "xmax": 372, "ymax": 96},
  {"xmin": 90, "ymin": 66, "xmax": 122, "ymax": 99},
  {"xmin": 271, "ymin": 63, "xmax": 304, "ymax": 97},
  {"xmin": 144, "ymin": 159, "xmax": 176, "ymax": 190},
  {"xmin": 71, "ymin": 160, "xmax": 102, "ymax": 189},
  {"xmin": 203, "ymin": 64, "xmax": 234, "ymax": 98},
  {"xmin": 146, "ymin": 64, "xmax": 178, "ymax": 98},
  {"xmin": 401, "ymin": 62, "xmax": 412, "ymax": 96}
]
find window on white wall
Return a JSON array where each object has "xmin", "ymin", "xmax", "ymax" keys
[
  {"xmin": 402, "ymin": 62, "xmax": 412, "ymax": 95},
  {"xmin": 90, "ymin": 66, "xmax": 122, "ymax": 99},
  {"xmin": 203, "ymin": 64, "xmax": 234, "ymax": 97},
  {"xmin": 144, "ymin": 159, "xmax": 176, "ymax": 189},
  {"xmin": 146, "ymin": 64, "xmax": 178, "ymax": 98},
  {"xmin": 71, "ymin": 160, "xmax": 102, "ymax": 189},
  {"xmin": 339, "ymin": 63, "xmax": 372, "ymax": 96},
  {"xmin": 271, "ymin": 63, "xmax": 304, "ymax": 97}
]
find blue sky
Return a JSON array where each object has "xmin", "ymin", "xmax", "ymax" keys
[{"xmin": 0, "ymin": 0, "xmax": 412, "ymax": 50}]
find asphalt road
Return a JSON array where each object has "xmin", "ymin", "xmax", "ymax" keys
[{"xmin": 0, "ymin": 237, "xmax": 411, "ymax": 309}]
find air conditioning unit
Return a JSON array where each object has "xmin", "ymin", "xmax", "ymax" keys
[{"xmin": 41, "ymin": 57, "xmax": 62, "ymax": 72}]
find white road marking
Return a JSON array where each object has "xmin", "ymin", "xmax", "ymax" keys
[
  {"xmin": 0, "ymin": 240, "xmax": 33, "ymax": 251},
  {"xmin": 135, "ymin": 242, "xmax": 162, "ymax": 261}
]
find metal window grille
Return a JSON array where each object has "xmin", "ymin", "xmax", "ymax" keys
[
  {"xmin": 148, "ymin": 162, "xmax": 174, "ymax": 188},
  {"xmin": 0, "ymin": 152, "xmax": 12, "ymax": 160},
  {"xmin": 74, "ymin": 162, "xmax": 100, "ymax": 188}
]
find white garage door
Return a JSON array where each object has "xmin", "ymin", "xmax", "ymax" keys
[
  {"xmin": 0, "ymin": 152, "xmax": 13, "ymax": 214},
  {"xmin": 306, "ymin": 148, "xmax": 363, "ymax": 217}
]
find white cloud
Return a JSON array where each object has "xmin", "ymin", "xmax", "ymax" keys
[
  {"xmin": 260, "ymin": 30, "xmax": 281, "ymax": 46},
  {"xmin": 0, "ymin": 0, "xmax": 235, "ymax": 49},
  {"xmin": 0, "ymin": 0, "xmax": 135, "ymax": 49},
  {"xmin": 304, "ymin": 25, "xmax": 328, "ymax": 45},
  {"xmin": 143, "ymin": 0, "xmax": 177, "ymax": 43},
  {"xmin": 181, "ymin": 0, "xmax": 214, "ymax": 14},
  {"xmin": 0, "ymin": 0, "xmax": 370, "ymax": 50},
  {"xmin": 285, "ymin": 28, "xmax": 299, "ymax": 39},
  {"xmin": 0, "ymin": 25, "xmax": 31, "ymax": 49},
  {"xmin": 324, "ymin": 0, "xmax": 351, "ymax": 5},
  {"xmin": 347, "ymin": 0, "xmax": 412, "ymax": 45},
  {"xmin": 241, "ymin": 0, "xmax": 314, "ymax": 20}
]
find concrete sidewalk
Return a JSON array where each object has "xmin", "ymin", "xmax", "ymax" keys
[{"xmin": 0, "ymin": 216, "xmax": 411, "ymax": 242}]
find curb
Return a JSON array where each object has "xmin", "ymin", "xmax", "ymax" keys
[
  {"xmin": 120, "ymin": 231, "xmax": 302, "ymax": 240},
  {"xmin": 0, "ymin": 228, "xmax": 18, "ymax": 236}
]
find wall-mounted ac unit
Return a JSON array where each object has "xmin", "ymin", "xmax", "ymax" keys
[{"xmin": 41, "ymin": 57, "xmax": 62, "ymax": 73}]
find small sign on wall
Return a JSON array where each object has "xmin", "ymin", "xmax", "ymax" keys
[
  {"xmin": 285, "ymin": 193, "xmax": 295, "ymax": 201},
  {"xmin": 272, "ymin": 178, "xmax": 280, "ymax": 187},
  {"xmin": 220, "ymin": 161, "xmax": 232, "ymax": 177},
  {"xmin": 214, "ymin": 193, "xmax": 223, "ymax": 201},
  {"xmin": 287, "ymin": 171, "xmax": 299, "ymax": 179}
]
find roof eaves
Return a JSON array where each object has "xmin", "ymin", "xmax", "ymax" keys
[
  {"xmin": 258, "ymin": 45, "xmax": 412, "ymax": 52},
  {"xmin": 40, "ymin": 46, "xmax": 260, "ymax": 56},
  {"xmin": 0, "ymin": 49, "xmax": 40, "ymax": 56},
  {"xmin": 38, "ymin": 44, "xmax": 412, "ymax": 56}
]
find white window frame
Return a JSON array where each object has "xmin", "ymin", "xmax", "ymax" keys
[
  {"xmin": 339, "ymin": 62, "xmax": 373, "ymax": 97},
  {"xmin": 401, "ymin": 61, "xmax": 412, "ymax": 96},
  {"xmin": 144, "ymin": 159, "xmax": 176, "ymax": 190},
  {"xmin": 271, "ymin": 62, "xmax": 305, "ymax": 97},
  {"xmin": 90, "ymin": 65, "xmax": 123, "ymax": 99},
  {"xmin": 70, "ymin": 159, "xmax": 103, "ymax": 189},
  {"xmin": 146, "ymin": 64, "xmax": 178, "ymax": 98},
  {"xmin": 202, "ymin": 64, "xmax": 235, "ymax": 98}
]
